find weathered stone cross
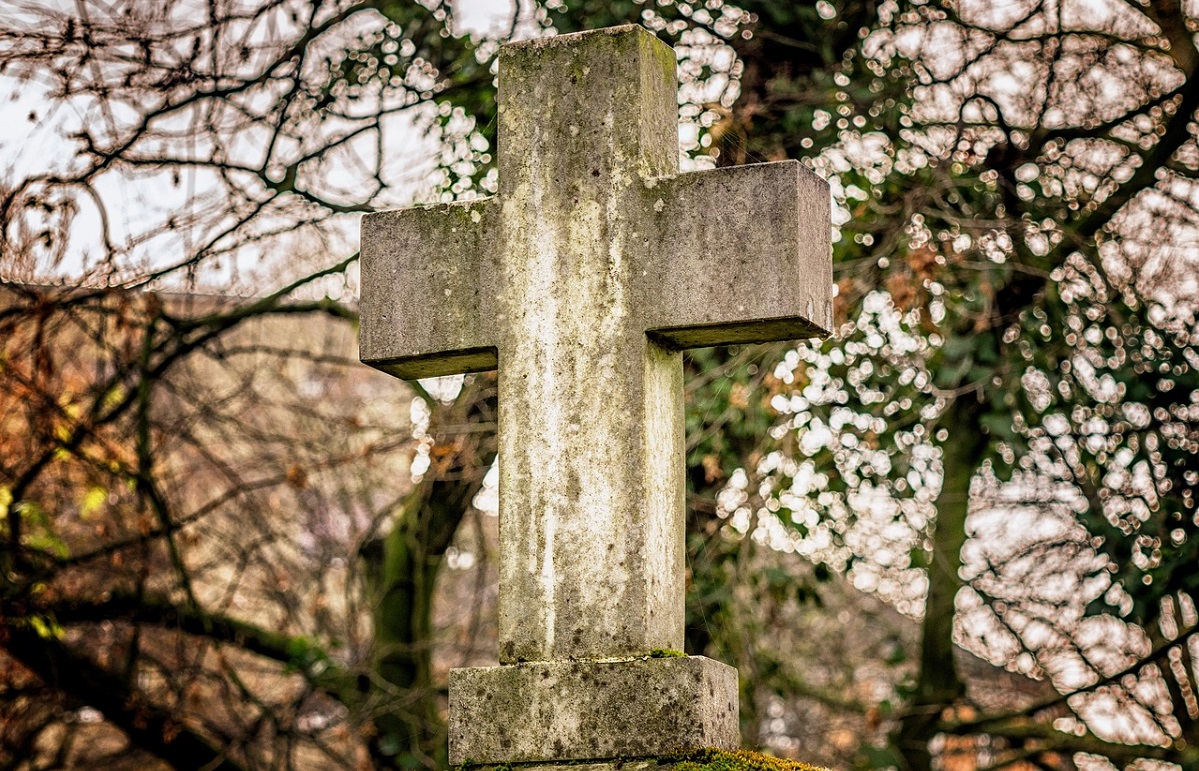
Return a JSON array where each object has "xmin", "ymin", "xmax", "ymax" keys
[{"xmin": 361, "ymin": 25, "xmax": 830, "ymax": 766}]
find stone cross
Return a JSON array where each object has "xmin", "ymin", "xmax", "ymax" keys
[{"xmin": 361, "ymin": 25, "xmax": 830, "ymax": 766}]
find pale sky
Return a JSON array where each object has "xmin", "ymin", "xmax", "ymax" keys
[{"xmin": 0, "ymin": 0, "xmax": 524, "ymax": 287}]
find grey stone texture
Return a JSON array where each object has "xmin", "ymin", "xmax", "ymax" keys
[
  {"xmin": 361, "ymin": 24, "xmax": 831, "ymax": 664},
  {"xmin": 449, "ymin": 656, "xmax": 739, "ymax": 765},
  {"xmin": 359, "ymin": 22, "xmax": 832, "ymax": 769}
]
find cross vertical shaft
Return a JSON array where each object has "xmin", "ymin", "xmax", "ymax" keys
[{"xmin": 494, "ymin": 27, "xmax": 684, "ymax": 664}]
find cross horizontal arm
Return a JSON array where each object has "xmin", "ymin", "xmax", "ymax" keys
[
  {"xmin": 644, "ymin": 160, "xmax": 833, "ymax": 348},
  {"xmin": 360, "ymin": 198, "xmax": 499, "ymax": 379}
]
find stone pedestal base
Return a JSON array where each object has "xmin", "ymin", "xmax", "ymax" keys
[{"xmin": 448, "ymin": 655, "xmax": 739, "ymax": 765}]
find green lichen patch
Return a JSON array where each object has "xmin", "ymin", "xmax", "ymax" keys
[
  {"xmin": 663, "ymin": 748, "xmax": 828, "ymax": 771},
  {"xmin": 648, "ymin": 649, "xmax": 685, "ymax": 658}
]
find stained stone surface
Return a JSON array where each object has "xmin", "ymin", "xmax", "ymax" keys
[
  {"xmin": 360, "ymin": 25, "xmax": 831, "ymax": 665},
  {"xmin": 359, "ymin": 22, "xmax": 832, "ymax": 769},
  {"xmin": 448, "ymin": 656, "xmax": 739, "ymax": 765}
]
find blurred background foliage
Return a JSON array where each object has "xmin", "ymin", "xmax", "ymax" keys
[{"xmin": 1, "ymin": 0, "xmax": 1197, "ymax": 769}]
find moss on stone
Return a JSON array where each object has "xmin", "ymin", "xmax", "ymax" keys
[
  {"xmin": 663, "ymin": 748, "xmax": 827, "ymax": 771},
  {"xmin": 648, "ymin": 648, "xmax": 685, "ymax": 658}
]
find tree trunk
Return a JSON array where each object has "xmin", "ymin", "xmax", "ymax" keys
[
  {"xmin": 362, "ymin": 374, "xmax": 498, "ymax": 770},
  {"xmin": 895, "ymin": 395, "xmax": 988, "ymax": 771}
]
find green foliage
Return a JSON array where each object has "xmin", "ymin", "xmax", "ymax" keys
[
  {"xmin": 78, "ymin": 486, "xmax": 106, "ymax": 520},
  {"xmin": 649, "ymin": 648, "xmax": 686, "ymax": 658},
  {"xmin": 281, "ymin": 635, "xmax": 331, "ymax": 674},
  {"xmin": 24, "ymin": 613, "xmax": 64, "ymax": 641},
  {"xmin": 14, "ymin": 499, "xmax": 69, "ymax": 559}
]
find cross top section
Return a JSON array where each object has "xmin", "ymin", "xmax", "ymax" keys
[{"xmin": 361, "ymin": 25, "xmax": 831, "ymax": 665}]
